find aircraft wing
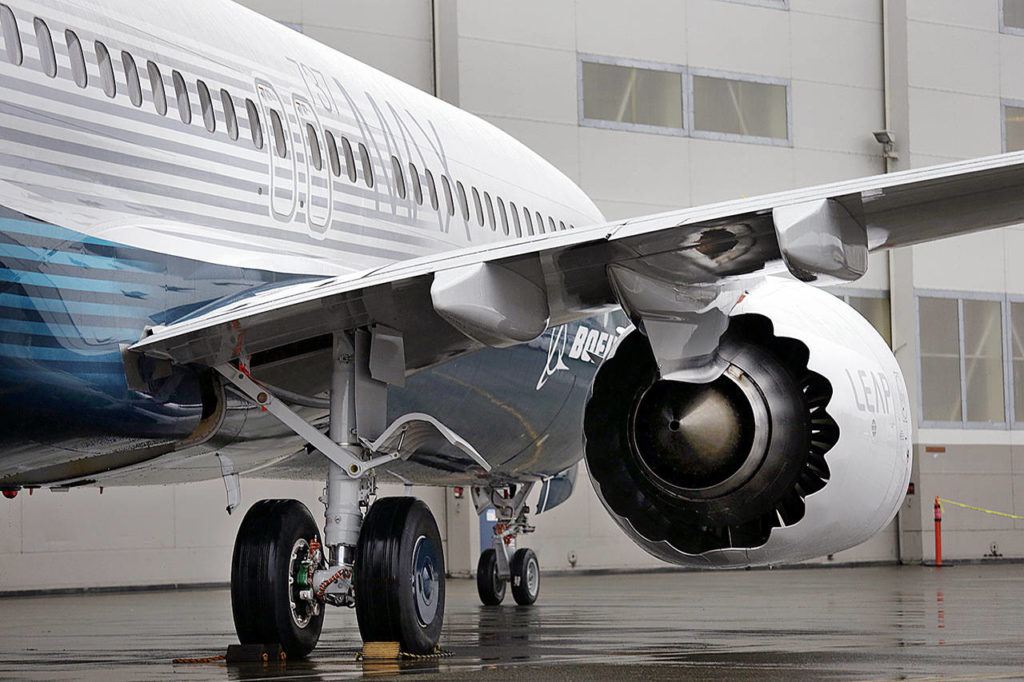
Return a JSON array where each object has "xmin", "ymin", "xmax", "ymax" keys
[{"xmin": 130, "ymin": 151, "xmax": 1024, "ymax": 372}]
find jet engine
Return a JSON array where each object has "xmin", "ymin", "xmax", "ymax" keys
[{"xmin": 584, "ymin": 278, "xmax": 912, "ymax": 567}]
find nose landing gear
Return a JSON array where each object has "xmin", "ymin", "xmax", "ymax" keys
[{"xmin": 473, "ymin": 485, "xmax": 541, "ymax": 606}]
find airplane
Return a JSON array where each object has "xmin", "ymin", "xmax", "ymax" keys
[{"xmin": 1, "ymin": 0, "xmax": 1023, "ymax": 659}]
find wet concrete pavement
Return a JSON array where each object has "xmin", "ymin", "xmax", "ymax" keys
[{"xmin": 0, "ymin": 564, "xmax": 1022, "ymax": 680}]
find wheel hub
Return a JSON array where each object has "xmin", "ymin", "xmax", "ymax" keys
[
  {"xmin": 525, "ymin": 557, "xmax": 539, "ymax": 595},
  {"xmin": 412, "ymin": 535, "xmax": 440, "ymax": 627},
  {"xmin": 288, "ymin": 539, "xmax": 317, "ymax": 629}
]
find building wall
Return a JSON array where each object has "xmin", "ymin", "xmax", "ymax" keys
[{"xmin": 3, "ymin": 0, "xmax": 1023, "ymax": 592}]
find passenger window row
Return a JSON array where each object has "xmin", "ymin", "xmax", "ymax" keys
[
  {"xmin": 3, "ymin": 6, "xmax": 265, "ymax": 149},
  {"xmin": 0, "ymin": 5, "xmax": 578, "ymax": 236}
]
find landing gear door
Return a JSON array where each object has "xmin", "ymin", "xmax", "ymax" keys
[
  {"xmin": 294, "ymin": 96, "xmax": 332, "ymax": 236},
  {"xmin": 255, "ymin": 79, "xmax": 296, "ymax": 222}
]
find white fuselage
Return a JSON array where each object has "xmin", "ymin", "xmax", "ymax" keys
[{"xmin": 0, "ymin": 0, "xmax": 604, "ymax": 277}]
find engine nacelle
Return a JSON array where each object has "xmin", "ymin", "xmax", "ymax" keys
[{"xmin": 584, "ymin": 278, "xmax": 912, "ymax": 567}]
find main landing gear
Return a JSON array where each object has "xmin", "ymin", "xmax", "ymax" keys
[
  {"xmin": 223, "ymin": 332, "xmax": 446, "ymax": 658},
  {"xmin": 474, "ymin": 485, "xmax": 542, "ymax": 607}
]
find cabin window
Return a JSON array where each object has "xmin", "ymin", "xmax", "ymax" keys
[
  {"xmin": 471, "ymin": 187, "xmax": 484, "ymax": 226},
  {"xmin": 95, "ymin": 41, "xmax": 116, "ymax": 98},
  {"xmin": 221, "ymin": 89, "xmax": 238, "ymax": 140},
  {"xmin": 66, "ymin": 30, "xmax": 87, "ymax": 88},
  {"xmin": 456, "ymin": 181, "xmax": 470, "ymax": 221},
  {"xmin": 172, "ymin": 70, "xmax": 191, "ymax": 124},
  {"xmin": 148, "ymin": 61, "xmax": 166, "ymax": 115},
  {"xmin": 245, "ymin": 98, "xmax": 263, "ymax": 149},
  {"xmin": 510, "ymin": 201, "xmax": 522, "ymax": 237},
  {"xmin": 424, "ymin": 169, "xmax": 439, "ymax": 210},
  {"xmin": 270, "ymin": 109, "xmax": 287, "ymax": 158},
  {"xmin": 341, "ymin": 136, "xmax": 356, "ymax": 182},
  {"xmin": 306, "ymin": 123, "xmax": 323, "ymax": 171},
  {"xmin": 1, "ymin": 5, "xmax": 21, "ymax": 66},
  {"xmin": 123, "ymin": 52, "xmax": 142, "ymax": 106},
  {"xmin": 484, "ymin": 192, "xmax": 496, "ymax": 231},
  {"xmin": 409, "ymin": 163, "xmax": 423, "ymax": 205},
  {"xmin": 441, "ymin": 175, "xmax": 455, "ymax": 216},
  {"xmin": 34, "ymin": 18, "xmax": 55, "ymax": 77},
  {"xmin": 522, "ymin": 207, "xmax": 534, "ymax": 235},
  {"xmin": 325, "ymin": 130, "xmax": 341, "ymax": 177},
  {"xmin": 496, "ymin": 197, "xmax": 509, "ymax": 235},
  {"xmin": 358, "ymin": 142, "xmax": 373, "ymax": 187},
  {"xmin": 391, "ymin": 156, "xmax": 406, "ymax": 199},
  {"xmin": 197, "ymin": 79, "xmax": 215, "ymax": 132},
  {"xmin": 536, "ymin": 211, "xmax": 545, "ymax": 233}
]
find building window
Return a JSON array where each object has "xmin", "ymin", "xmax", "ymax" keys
[
  {"xmin": 34, "ymin": 18, "xmax": 55, "ymax": 78},
  {"xmin": 1010, "ymin": 302, "xmax": 1024, "ymax": 423},
  {"xmin": 66, "ymin": 30, "xmax": 87, "ymax": 88},
  {"xmin": 963, "ymin": 299, "xmax": 1005, "ymax": 423},
  {"xmin": 535, "ymin": 211, "xmax": 545, "ymax": 234},
  {"xmin": 245, "ymin": 98, "xmax": 262, "ymax": 149},
  {"xmin": 148, "ymin": 61, "xmax": 167, "ymax": 116},
  {"xmin": 1003, "ymin": 101, "xmax": 1024, "ymax": 152},
  {"xmin": 1, "ymin": 5, "xmax": 21, "ymax": 66},
  {"xmin": 834, "ymin": 293, "xmax": 893, "ymax": 346},
  {"xmin": 580, "ymin": 56, "xmax": 684, "ymax": 133},
  {"xmin": 197, "ymin": 80, "xmax": 215, "ymax": 133},
  {"xmin": 123, "ymin": 52, "xmax": 142, "ymax": 107},
  {"xmin": 918, "ymin": 294, "xmax": 1010, "ymax": 427},
  {"xmin": 221, "ymin": 89, "xmax": 238, "ymax": 140},
  {"xmin": 1001, "ymin": 0, "xmax": 1024, "ymax": 35},
  {"xmin": 522, "ymin": 207, "xmax": 533, "ymax": 235},
  {"xmin": 691, "ymin": 71, "xmax": 789, "ymax": 143},
  {"xmin": 919, "ymin": 296, "xmax": 964, "ymax": 424},
  {"xmin": 95, "ymin": 41, "xmax": 116, "ymax": 98}
]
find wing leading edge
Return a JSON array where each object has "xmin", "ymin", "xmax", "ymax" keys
[{"xmin": 130, "ymin": 151, "xmax": 1024, "ymax": 370}]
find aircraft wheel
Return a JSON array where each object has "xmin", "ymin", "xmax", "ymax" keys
[
  {"xmin": 231, "ymin": 499, "xmax": 324, "ymax": 659},
  {"xmin": 355, "ymin": 497, "xmax": 445, "ymax": 655},
  {"xmin": 510, "ymin": 548, "xmax": 540, "ymax": 605},
  {"xmin": 476, "ymin": 548, "xmax": 506, "ymax": 605}
]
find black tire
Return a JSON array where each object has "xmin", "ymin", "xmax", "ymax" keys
[
  {"xmin": 231, "ymin": 499, "xmax": 324, "ymax": 659},
  {"xmin": 510, "ymin": 548, "xmax": 540, "ymax": 606},
  {"xmin": 476, "ymin": 548, "xmax": 506, "ymax": 605},
  {"xmin": 355, "ymin": 497, "xmax": 445, "ymax": 655}
]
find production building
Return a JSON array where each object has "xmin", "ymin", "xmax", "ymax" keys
[{"xmin": 3, "ymin": 0, "xmax": 1024, "ymax": 591}]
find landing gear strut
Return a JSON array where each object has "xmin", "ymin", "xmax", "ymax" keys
[
  {"xmin": 473, "ymin": 485, "xmax": 541, "ymax": 606},
  {"xmin": 225, "ymin": 332, "xmax": 446, "ymax": 657}
]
